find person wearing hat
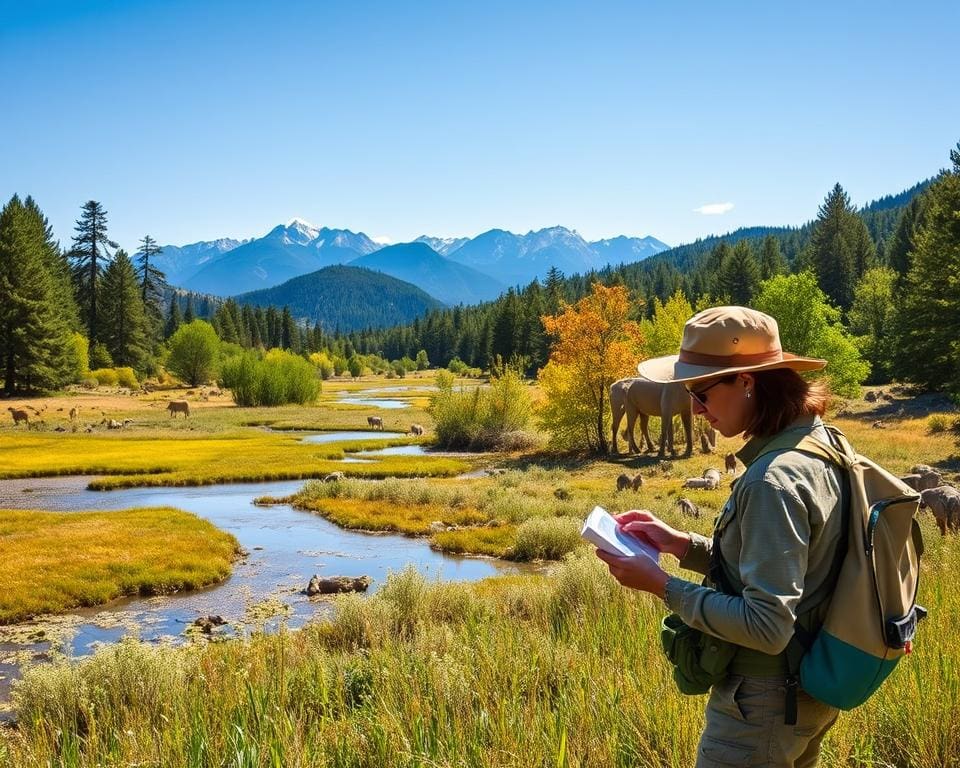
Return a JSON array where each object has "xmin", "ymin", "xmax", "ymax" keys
[{"xmin": 596, "ymin": 306, "xmax": 844, "ymax": 767}]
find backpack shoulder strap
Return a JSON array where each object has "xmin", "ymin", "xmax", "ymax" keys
[{"xmin": 752, "ymin": 425, "xmax": 852, "ymax": 470}]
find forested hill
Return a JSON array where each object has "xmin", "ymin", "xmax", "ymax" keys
[
  {"xmin": 611, "ymin": 178, "xmax": 933, "ymax": 279},
  {"xmin": 319, "ymin": 176, "xmax": 937, "ymax": 376},
  {"xmin": 235, "ymin": 265, "xmax": 443, "ymax": 332}
]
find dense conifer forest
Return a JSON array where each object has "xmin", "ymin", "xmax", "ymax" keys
[{"xmin": 1, "ymin": 146, "xmax": 957, "ymax": 395}]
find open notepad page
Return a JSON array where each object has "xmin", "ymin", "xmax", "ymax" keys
[{"xmin": 581, "ymin": 506, "xmax": 659, "ymax": 561}]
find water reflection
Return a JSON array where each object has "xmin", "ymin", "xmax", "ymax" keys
[{"xmin": 0, "ymin": 464, "xmax": 534, "ymax": 702}]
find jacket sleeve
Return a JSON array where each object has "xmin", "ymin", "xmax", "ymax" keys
[
  {"xmin": 663, "ymin": 477, "xmax": 810, "ymax": 655},
  {"xmin": 678, "ymin": 531, "xmax": 713, "ymax": 576}
]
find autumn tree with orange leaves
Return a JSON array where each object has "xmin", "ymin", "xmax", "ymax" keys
[{"xmin": 538, "ymin": 283, "xmax": 645, "ymax": 453}]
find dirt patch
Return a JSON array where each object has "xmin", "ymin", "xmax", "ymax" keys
[{"xmin": 834, "ymin": 386, "xmax": 958, "ymax": 421}]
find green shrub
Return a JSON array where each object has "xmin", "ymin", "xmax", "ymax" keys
[
  {"xmin": 115, "ymin": 367, "xmax": 139, "ymax": 389},
  {"xmin": 89, "ymin": 342, "xmax": 113, "ymax": 369},
  {"xmin": 928, "ymin": 414, "xmax": 949, "ymax": 434},
  {"xmin": 309, "ymin": 352, "xmax": 335, "ymax": 380},
  {"xmin": 222, "ymin": 349, "xmax": 320, "ymax": 407},
  {"xmin": 511, "ymin": 517, "xmax": 583, "ymax": 561},
  {"xmin": 90, "ymin": 368, "xmax": 119, "ymax": 386},
  {"xmin": 68, "ymin": 332, "xmax": 89, "ymax": 382},
  {"xmin": 447, "ymin": 357, "xmax": 469, "ymax": 375},
  {"xmin": 429, "ymin": 370, "xmax": 535, "ymax": 450},
  {"xmin": 167, "ymin": 320, "xmax": 220, "ymax": 386}
]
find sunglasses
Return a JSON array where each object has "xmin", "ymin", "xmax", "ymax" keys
[{"xmin": 686, "ymin": 378, "xmax": 731, "ymax": 407}]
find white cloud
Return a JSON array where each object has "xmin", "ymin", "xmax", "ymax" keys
[
  {"xmin": 693, "ymin": 202, "xmax": 735, "ymax": 215},
  {"xmin": 372, "ymin": 235, "xmax": 393, "ymax": 245}
]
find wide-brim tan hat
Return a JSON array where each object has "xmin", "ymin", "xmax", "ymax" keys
[{"xmin": 637, "ymin": 305, "xmax": 827, "ymax": 384}]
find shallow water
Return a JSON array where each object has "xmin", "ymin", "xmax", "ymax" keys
[
  {"xmin": 357, "ymin": 445, "xmax": 426, "ymax": 457},
  {"xmin": 300, "ymin": 430, "xmax": 406, "ymax": 444},
  {"xmin": 0, "ymin": 437, "xmax": 533, "ymax": 706},
  {"xmin": 348, "ymin": 385, "xmax": 437, "ymax": 396},
  {"xmin": 335, "ymin": 397, "xmax": 411, "ymax": 409}
]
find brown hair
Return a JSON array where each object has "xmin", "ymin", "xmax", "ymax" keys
[{"xmin": 744, "ymin": 368, "xmax": 830, "ymax": 438}]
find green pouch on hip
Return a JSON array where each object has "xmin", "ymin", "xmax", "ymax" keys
[{"xmin": 660, "ymin": 613, "xmax": 738, "ymax": 695}]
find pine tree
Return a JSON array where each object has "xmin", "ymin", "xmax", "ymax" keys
[
  {"xmin": 810, "ymin": 184, "xmax": 875, "ymax": 311},
  {"xmin": 893, "ymin": 144, "xmax": 960, "ymax": 391},
  {"xmin": 165, "ymin": 296, "xmax": 182, "ymax": 339},
  {"xmin": 183, "ymin": 297, "xmax": 195, "ymax": 324},
  {"xmin": 100, "ymin": 250, "xmax": 149, "ymax": 368},
  {"xmin": 759, "ymin": 236, "xmax": 789, "ymax": 280},
  {"xmin": 717, "ymin": 240, "xmax": 761, "ymax": 306},
  {"xmin": 0, "ymin": 196, "xmax": 77, "ymax": 393},
  {"xmin": 68, "ymin": 200, "xmax": 117, "ymax": 343},
  {"xmin": 135, "ymin": 235, "xmax": 167, "ymax": 338},
  {"xmin": 886, "ymin": 194, "xmax": 930, "ymax": 284},
  {"xmin": 544, "ymin": 266, "xmax": 565, "ymax": 314},
  {"xmin": 281, "ymin": 307, "xmax": 299, "ymax": 351}
]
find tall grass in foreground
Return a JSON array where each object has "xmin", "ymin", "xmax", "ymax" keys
[{"xmin": 6, "ymin": 530, "xmax": 959, "ymax": 767}]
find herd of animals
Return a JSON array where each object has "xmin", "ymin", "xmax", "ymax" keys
[
  {"xmin": 608, "ymin": 376, "xmax": 960, "ymax": 536},
  {"xmin": 4, "ymin": 377, "xmax": 959, "ymax": 536}
]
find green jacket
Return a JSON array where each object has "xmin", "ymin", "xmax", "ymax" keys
[{"xmin": 663, "ymin": 415, "xmax": 844, "ymax": 658}]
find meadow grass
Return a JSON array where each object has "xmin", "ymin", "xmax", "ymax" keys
[
  {"xmin": 0, "ymin": 374, "xmax": 473, "ymax": 488},
  {"xmin": 3, "ymin": 543, "xmax": 958, "ymax": 767},
  {"xmin": 0, "ymin": 507, "xmax": 239, "ymax": 623},
  {"xmin": 0, "ymin": 431, "xmax": 468, "ymax": 488},
  {"xmin": 1, "ymin": 383, "xmax": 958, "ymax": 765}
]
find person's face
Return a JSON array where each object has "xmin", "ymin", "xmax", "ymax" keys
[{"xmin": 686, "ymin": 373, "xmax": 755, "ymax": 437}]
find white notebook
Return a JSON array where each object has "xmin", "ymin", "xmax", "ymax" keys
[{"xmin": 581, "ymin": 505, "xmax": 659, "ymax": 561}]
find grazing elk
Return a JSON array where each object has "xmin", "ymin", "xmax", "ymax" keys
[
  {"xmin": 724, "ymin": 453, "xmax": 737, "ymax": 474},
  {"xmin": 7, "ymin": 407, "xmax": 29, "ymax": 425},
  {"xmin": 367, "ymin": 415, "xmax": 384, "ymax": 430},
  {"xmin": 167, "ymin": 400, "xmax": 190, "ymax": 418}
]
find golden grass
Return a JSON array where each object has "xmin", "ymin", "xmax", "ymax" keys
[
  {"xmin": 1, "ymin": 380, "xmax": 959, "ymax": 765},
  {"xmin": 0, "ymin": 507, "xmax": 239, "ymax": 623},
  {"xmin": 5, "ymin": 547, "xmax": 958, "ymax": 767},
  {"xmin": 431, "ymin": 524, "xmax": 517, "ymax": 557},
  {"xmin": 296, "ymin": 497, "xmax": 488, "ymax": 534},
  {"xmin": 0, "ymin": 431, "xmax": 468, "ymax": 488}
]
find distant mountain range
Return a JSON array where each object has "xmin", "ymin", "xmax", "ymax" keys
[
  {"xmin": 153, "ymin": 237, "xmax": 251, "ymax": 286},
  {"xmin": 158, "ymin": 219, "xmax": 669, "ymax": 303},
  {"xmin": 236, "ymin": 265, "xmax": 443, "ymax": 332},
  {"xmin": 348, "ymin": 242, "xmax": 506, "ymax": 305}
]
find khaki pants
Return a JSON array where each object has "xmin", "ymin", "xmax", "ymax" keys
[{"xmin": 696, "ymin": 674, "xmax": 839, "ymax": 767}]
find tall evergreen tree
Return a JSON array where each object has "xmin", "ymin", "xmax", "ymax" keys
[
  {"xmin": 100, "ymin": 250, "xmax": 149, "ymax": 368},
  {"xmin": 135, "ymin": 235, "xmax": 167, "ymax": 335},
  {"xmin": 165, "ymin": 295, "xmax": 183, "ymax": 339},
  {"xmin": 717, "ymin": 240, "xmax": 761, "ymax": 305},
  {"xmin": 893, "ymin": 144, "xmax": 960, "ymax": 391},
  {"xmin": 759, "ymin": 235, "xmax": 789, "ymax": 280},
  {"xmin": 281, "ymin": 307, "xmax": 299, "ymax": 351},
  {"xmin": 0, "ymin": 196, "xmax": 77, "ymax": 393},
  {"xmin": 809, "ymin": 184, "xmax": 875, "ymax": 311},
  {"xmin": 68, "ymin": 200, "xmax": 116, "ymax": 343},
  {"xmin": 886, "ymin": 194, "xmax": 931, "ymax": 284},
  {"xmin": 183, "ymin": 297, "xmax": 195, "ymax": 324}
]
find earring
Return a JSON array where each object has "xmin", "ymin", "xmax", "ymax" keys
[{"xmin": 745, "ymin": 390, "xmax": 752, "ymax": 399}]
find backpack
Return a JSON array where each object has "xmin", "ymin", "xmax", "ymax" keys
[{"xmin": 754, "ymin": 424, "xmax": 927, "ymax": 721}]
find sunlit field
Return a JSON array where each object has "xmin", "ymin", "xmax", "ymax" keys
[
  {"xmin": 0, "ymin": 507, "xmax": 239, "ymax": 623},
  {"xmin": 0, "ymin": 376, "xmax": 958, "ymax": 767}
]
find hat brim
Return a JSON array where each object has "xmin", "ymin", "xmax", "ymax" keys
[{"xmin": 637, "ymin": 352, "xmax": 827, "ymax": 384}]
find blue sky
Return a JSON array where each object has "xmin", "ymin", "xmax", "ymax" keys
[{"xmin": 2, "ymin": 0, "xmax": 958, "ymax": 252}]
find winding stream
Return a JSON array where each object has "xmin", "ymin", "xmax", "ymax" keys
[{"xmin": 0, "ymin": 433, "xmax": 532, "ymax": 707}]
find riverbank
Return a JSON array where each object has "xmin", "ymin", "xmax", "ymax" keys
[
  {"xmin": 2, "ymin": 548, "xmax": 957, "ymax": 768},
  {"xmin": 0, "ymin": 507, "xmax": 239, "ymax": 624}
]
